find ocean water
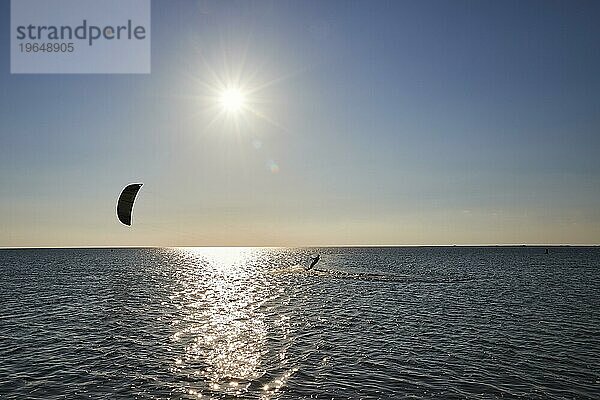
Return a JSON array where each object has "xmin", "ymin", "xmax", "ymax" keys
[{"xmin": 0, "ymin": 247, "xmax": 599, "ymax": 399}]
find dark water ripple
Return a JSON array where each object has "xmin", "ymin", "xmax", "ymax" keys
[{"xmin": 0, "ymin": 247, "xmax": 599, "ymax": 399}]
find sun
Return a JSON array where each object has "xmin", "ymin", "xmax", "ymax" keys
[
  {"xmin": 191, "ymin": 63, "xmax": 284, "ymax": 132},
  {"xmin": 219, "ymin": 87, "xmax": 245, "ymax": 113}
]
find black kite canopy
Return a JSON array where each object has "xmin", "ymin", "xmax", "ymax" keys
[{"xmin": 116, "ymin": 183, "xmax": 143, "ymax": 226}]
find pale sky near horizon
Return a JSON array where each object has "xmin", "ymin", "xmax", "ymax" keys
[{"xmin": 1, "ymin": 0, "xmax": 600, "ymax": 247}]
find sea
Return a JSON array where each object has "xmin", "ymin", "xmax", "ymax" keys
[{"xmin": 0, "ymin": 247, "xmax": 599, "ymax": 399}]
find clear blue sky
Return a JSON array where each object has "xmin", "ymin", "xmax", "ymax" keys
[{"xmin": 1, "ymin": 0, "xmax": 600, "ymax": 246}]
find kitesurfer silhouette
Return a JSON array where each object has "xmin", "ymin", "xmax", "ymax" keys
[{"xmin": 307, "ymin": 254, "xmax": 320, "ymax": 271}]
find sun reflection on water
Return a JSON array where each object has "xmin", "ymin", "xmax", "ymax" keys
[{"xmin": 169, "ymin": 247, "xmax": 273, "ymax": 396}]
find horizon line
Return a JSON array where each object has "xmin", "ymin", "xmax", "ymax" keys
[{"xmin": 1, "ymin": 243, "xmax": 599, "ymax": 250}]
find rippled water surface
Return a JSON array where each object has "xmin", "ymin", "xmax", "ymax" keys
[{"xmin": 1, "ymin": 247, "xmax": 599, "ymax": 399}]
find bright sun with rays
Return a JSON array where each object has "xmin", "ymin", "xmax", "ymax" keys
[
  {"xmin": 219, "ymin": 87, "xmax": 246, "ymax": 113},
  {"xmin": 194, "ymin": 62, "xmax": 282, "ymax": 131}
]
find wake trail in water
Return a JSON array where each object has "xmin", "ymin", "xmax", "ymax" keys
[{"xmin": 271, "ymin": 265, "xmax": 475, "ymax": 284}]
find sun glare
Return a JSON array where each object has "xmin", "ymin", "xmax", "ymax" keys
[
  {"xmin": 192, "ymin": 62, "xmax": 284, "ymax": 132},
  {"xmin": 219, "ymin": 88, "xmax": 245, "ymax": 113}
]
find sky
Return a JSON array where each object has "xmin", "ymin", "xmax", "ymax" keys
[{"xmin": 1, "ymin": 0, "xmax": 600, "ymax": 247}]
